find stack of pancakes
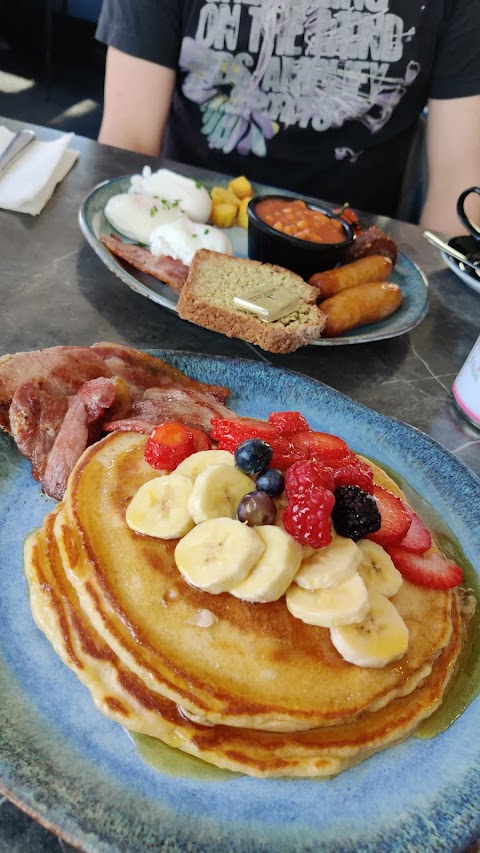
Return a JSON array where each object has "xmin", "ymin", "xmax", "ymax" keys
[{"xmin": 25, "ymin": 432, "xmax": 474, "ymax": 778}]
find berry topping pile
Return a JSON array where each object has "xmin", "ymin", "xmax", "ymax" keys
[{"xmin": 143, "ymin": 412, "xmax": 464, "ymax": 591}]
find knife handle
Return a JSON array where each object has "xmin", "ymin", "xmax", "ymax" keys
[{"xmin": 0, "ymin": 129, "xmax": 36, "ymax": 178}]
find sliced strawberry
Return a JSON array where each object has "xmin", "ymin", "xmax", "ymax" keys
[
  {"xmin": 387, "ymin": 508, "xmax": 431, "ymax": 554},
  {"xmin": 144, "ymin": 422, "xmax": 195, "ymax": 470},
  {"xmin": 330, "ymin": 453, "xmax": 374, "ymax": 494},
  {"xmin": 269, "ymin": 437, "xmax": 302, "ymax": 470},
  {"xmin": 366, "ymin": 486, "xmax": 411, "ymax": 545},
  {"xmin": 387, "ymin": 548, "xmax": 463, "ymax": 590},
  {"xmin": 268, "ymin": 411, "xmax": 311, "ymax": 436},
  {"xmin": 290, "ymin": 431, "xmax": 349, "ymax": 463},
  {"xmin": 210, "ymin": 416, "xmax": 278, "ymax": 445},
  {"xmin": 189, "ymin": 427, "xmax": 212, "ymax": 452}
]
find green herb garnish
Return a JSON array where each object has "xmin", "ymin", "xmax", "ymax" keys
[{"xmin": 149, "ymin": 205, "xmax": 158, "ymax": 217}]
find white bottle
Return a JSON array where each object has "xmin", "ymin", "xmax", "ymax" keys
[{"xmin": 452, "ymin": 334, "xmax": 480, "ymax": 428}]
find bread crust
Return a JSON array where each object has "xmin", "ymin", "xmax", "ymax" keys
[{"xmin": 177, "ymin": 250, "xmax": 326, "ymax": 354}]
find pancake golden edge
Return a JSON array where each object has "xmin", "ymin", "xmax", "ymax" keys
[
  {"xmin": 48, "ymin": 432, "xmax": 457, "ymax": 733},
  {"xmin": 25, "ymin": 507, "xmax": 473, "ymax": 778}
]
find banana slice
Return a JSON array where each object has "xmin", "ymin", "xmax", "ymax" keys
[
  {"xmin": 357, "ymin": 539, "xmax": 403, "ymax": 598},
  {"xmin": 188, "ymin": 463, "xmax": 253, "ymax": 523},
  {"xmin": 175, "ymin": 449, "xmax": 235, "ymax": 480},
  {"xmin": 330, "ymin": 590, "xmax": 409, "ymax": 668},
  {"xmin": 230, "ymin": 526, "xmax": 303, "ymax": 603},
  {"xmin": 286, "ymin": 573, "xmax": 369, "ymax": 628},
  {"xmin": 126, "ymin": 474, "xmax": 194, "ymax": 539},
  {"xmin": 174, "ymin": 517, "xmax": 264, "ymax": 593},
  {"xmin": 294, "ymin": 533, "xmax": 362, "ymax": 590}
]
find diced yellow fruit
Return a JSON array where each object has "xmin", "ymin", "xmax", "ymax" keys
[
  {"xmin": 228, "ymin": 175, "xmax": 253, "ymax": 199},
  {"xmin": 210, "ymin": 187, "xmax": 241, "ymax": 208},
  {"xmin": 237, "ymin": 196, "xmax": 250, "ymax": 229},
  {"xmin": 210, "ymin": 202, "xmax": 238, "ymax": 228}
]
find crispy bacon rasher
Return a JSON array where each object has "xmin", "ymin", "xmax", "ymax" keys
[
  {"xmin": 0, "ymin": 344, "xmax": 231, "ymax": 500},
  {"xmin": 100, "ymin": 233, "xmax": 189, "ymax": 294}
]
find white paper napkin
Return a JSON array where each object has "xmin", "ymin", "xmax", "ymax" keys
[{"xmin": 0, "ymin": 126, "xmax": 79, "ymax": 215}]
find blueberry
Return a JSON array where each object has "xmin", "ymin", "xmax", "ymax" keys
[
  {"xmin": 234, "ymin": 439, "xmax": 273, "ymax": 475},
  {"xmin": 255, "ymin": 468, "xmax": 285, "ymax": 498}
]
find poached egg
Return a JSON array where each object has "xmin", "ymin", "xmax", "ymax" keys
[
  {"xmin": 104, "ymin": 193, "xmax": 181, "ymax": 245},
  {"xmin": 130, "ymin": 167, "xmax": 212, "ymax": 223},
  {"xmin": 150, "ymin": 215, "xmax": 233, "ymax": 266},
  {"xmin": 103, "ymin": 167, "xmax": 231, "ymax": 266}
]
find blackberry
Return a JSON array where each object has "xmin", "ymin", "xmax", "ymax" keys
[{"xmin": 331, "ymin": 485, "xmax": 381, "ymax": 541}]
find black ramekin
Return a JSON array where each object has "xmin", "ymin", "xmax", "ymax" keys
[{"xmin": 247, "ymin": 194, "xmax": 355, "ymax": 280}]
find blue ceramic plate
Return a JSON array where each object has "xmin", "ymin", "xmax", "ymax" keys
[
  {"xmin": 79, "ymin": 176, "xmax": 429, "ymax": 346},
  {"xmin": 0, "ymin": 352, "xmax": 479, "ymax": 852}
]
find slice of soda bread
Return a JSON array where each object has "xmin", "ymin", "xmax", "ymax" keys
[{"xmin": 177, "ymin": 250, "xmax": 326, "ymax": 353}]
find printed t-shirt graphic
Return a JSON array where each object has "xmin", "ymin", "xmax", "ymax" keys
[{"xmin": 180, "ymin": 0, "xmax": 419, "ymax": 160}]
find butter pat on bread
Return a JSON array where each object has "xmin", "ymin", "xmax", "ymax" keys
[{"xmin": 177, "ymin": 250, "xmax": 326, "ymax": 353}]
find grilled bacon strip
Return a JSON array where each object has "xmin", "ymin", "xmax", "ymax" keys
[
  {"xmin": 90, "ymin": 342, "xmax": 230, "ymax": 403},
  {"xmin": 100, "ymin": 233, "xmax": 189, "ymax": 294},
  {"xmin": 104, "ymin": 386, "xmax": 232, "ymax": 436},
  {"xmin": 0, "ymin": 344, "xmax": 232, "ymax": 499}
]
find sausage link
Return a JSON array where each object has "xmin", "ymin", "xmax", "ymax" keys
[
  {"xmin": 308, "ymin": 255, "xmax": 393, "ymax": 300},
  {"xmin": 343, "ymin": 226, "xmax": 398, "ymax": 265},
  {"xmin": 320, "ymin": 282, "xmax": 402, "ymax": 337}
]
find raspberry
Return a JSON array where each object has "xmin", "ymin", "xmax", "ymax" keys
[
  {"xmin": 285, "ymin": 459, "xmax": 335, "ymax": 497},
  {"xmin": 331, "ymin": 485, "xmax": 381, "ymax": 541},
  {"xmin": 330, "ymin": 455, "xmax": 374, "ymax": 493},
  {"xmin": 282, "ymin": 488, "xmax": 335, "ymax": 549},
  {"xmin": 268, "ymin": 411, "xmax": 311, "ymax": 436}
]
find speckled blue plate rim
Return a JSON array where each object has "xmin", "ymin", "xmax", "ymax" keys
[
  {"xmin": 0, "ymin": 352, "xmax": 478, "ymax": 853},
  {"xmin": 79, "ymin": 176, "xmax": 429, "ymax": 346}
]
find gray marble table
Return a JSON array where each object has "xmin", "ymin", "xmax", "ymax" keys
[{"xmin": 0, "ymin": 117, "xmax": 479, "ymax": 852}]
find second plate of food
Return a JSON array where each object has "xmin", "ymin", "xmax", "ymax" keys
[{"xmin": 79, "ymin": 172, "xmax": 429, "ymax": 346}]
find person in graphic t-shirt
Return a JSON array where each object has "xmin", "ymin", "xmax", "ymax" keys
[{"xmin": 96, "ymin": 0, "xmax": 480, "ymax": 232}]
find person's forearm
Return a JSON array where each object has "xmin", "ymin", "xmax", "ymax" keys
[
  {"xmin": 421, "ymin": 96, "xmax": 480, "ymax": 234},
  {"xmin": 98, "ymin": 47, "xmax": 175, "ymax": 158},
  {"xmin": 98, "ymin": 120, "xmax": 162, "ymax": 157}
]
